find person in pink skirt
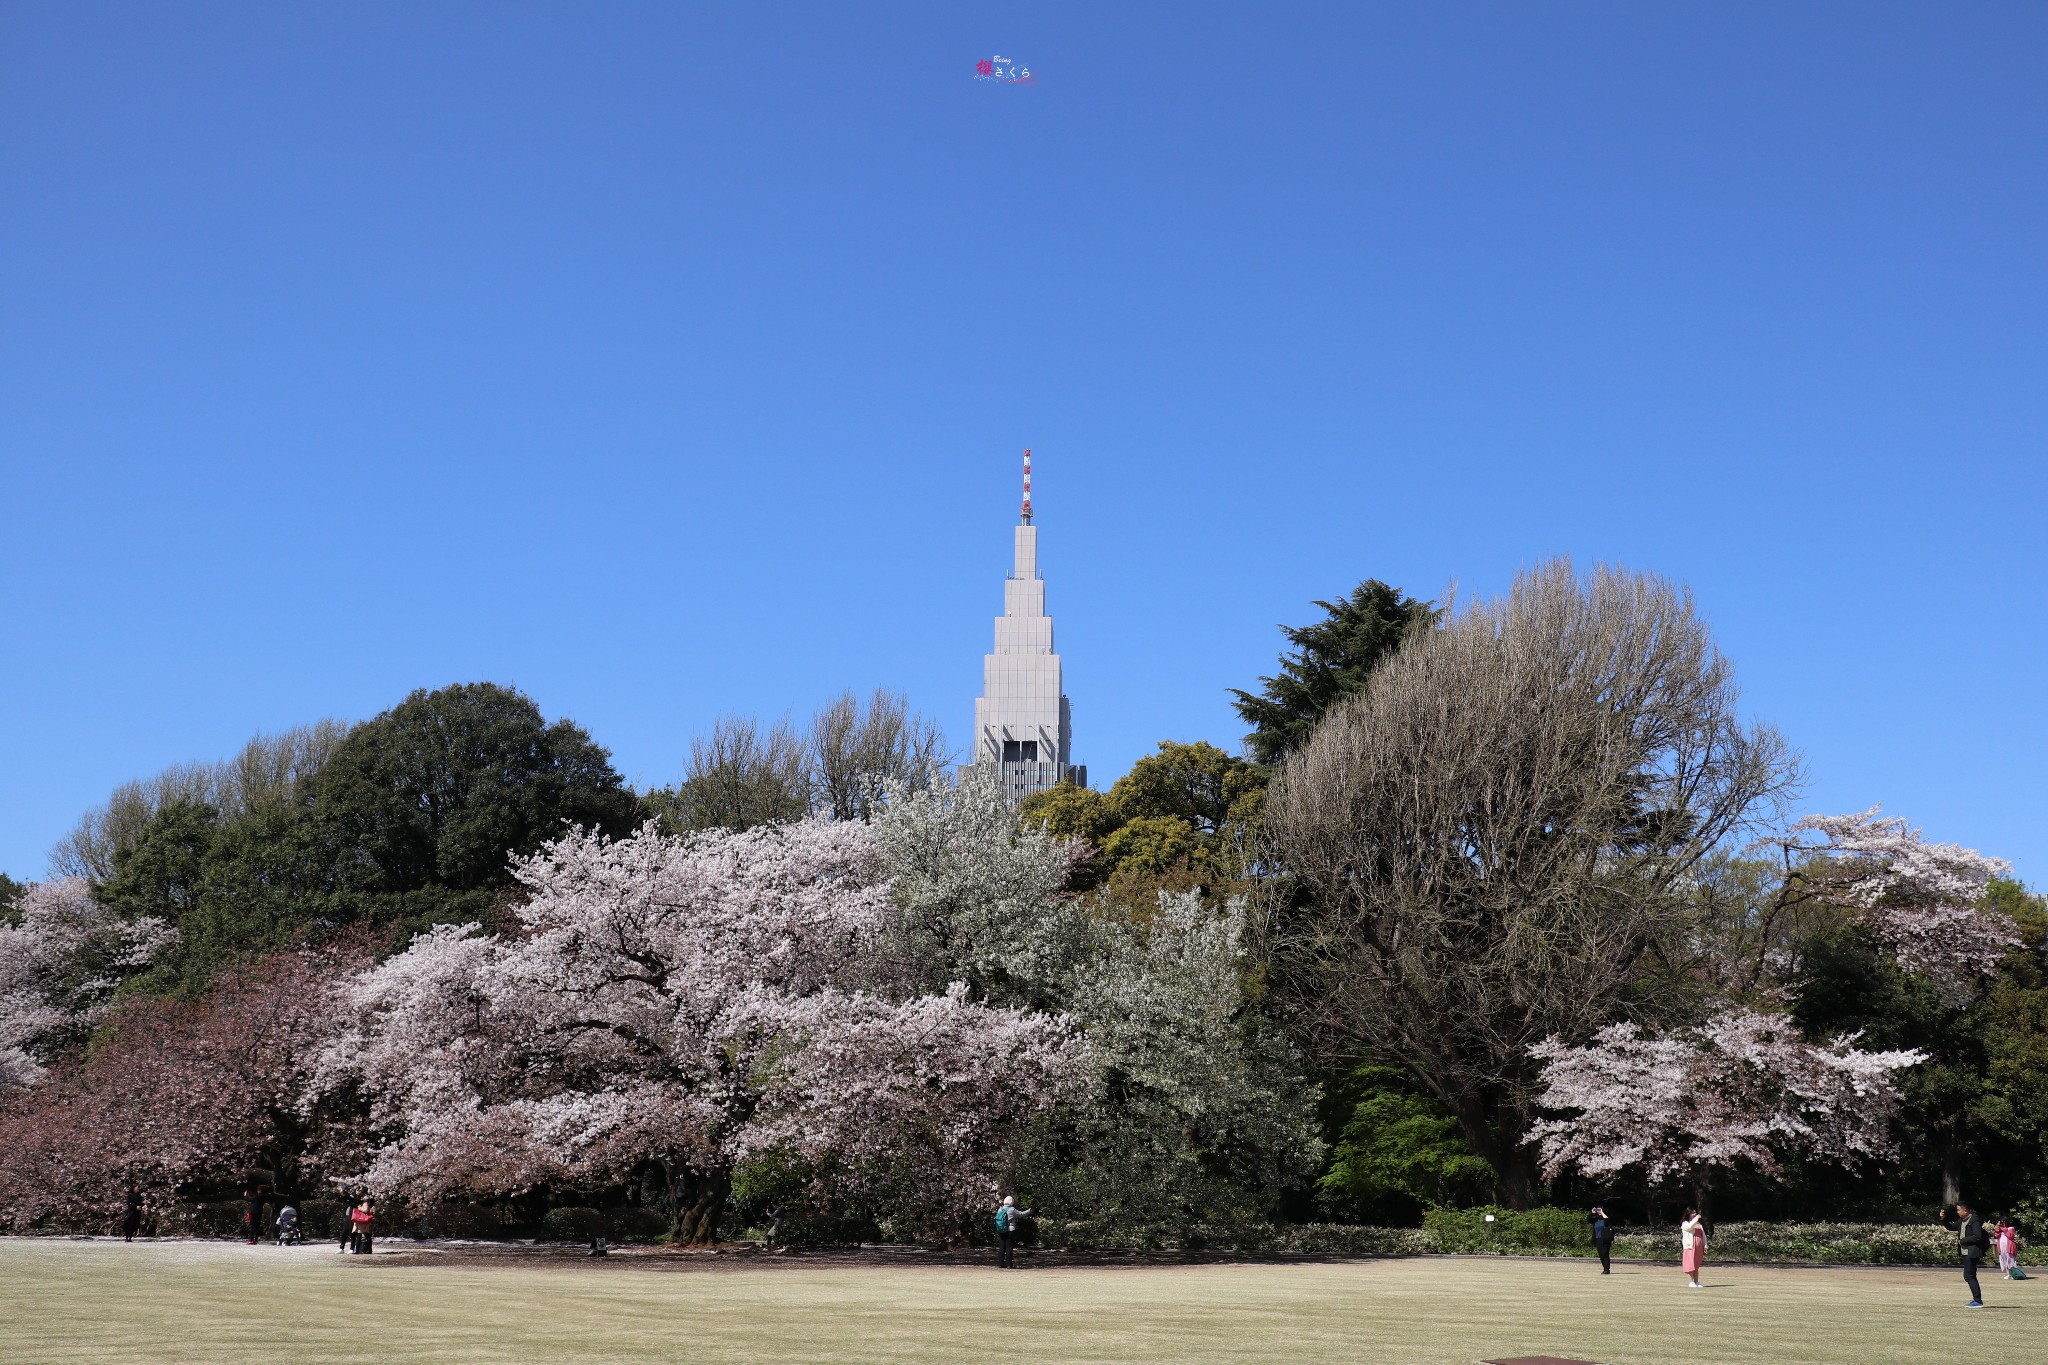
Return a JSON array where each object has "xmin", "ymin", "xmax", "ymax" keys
[{"xmin": 1680, "ymin": 1208, "xmax": 1708, "ymax": 1288}]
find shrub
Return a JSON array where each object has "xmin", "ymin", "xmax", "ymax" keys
[
  {"xmin": 1423, "ymin": 1205, "xmax": 1588, "ymax": 1253},
  {"xmin": 297, "ymin": 1199, "xmax": 341, "ymax": 1239},
  {"xmin": 603, "ymin": 1208, "xmax": 670, "ymax": 1243},
  {"xmin": 539, "ymin": 1207, "xmax": 607, "ymax": 1242},
  {"xmin": 775, "ymin": 1211, "xmax": 882, "ymax": 1247},
  {"xmin": 425, "ymin": 1202, "xmax": 523, "ymax": 1241}
]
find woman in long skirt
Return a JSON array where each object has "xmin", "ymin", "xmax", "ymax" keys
[
  {"xmin": 1680, "ymin": 1209, "xmax": 1708, "ymax": 1288},
  {"xmin": 1995, "ymin": 1218, "xmax": 2024, "ymax": 1279}
]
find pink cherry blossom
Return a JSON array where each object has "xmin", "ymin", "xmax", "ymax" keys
[
  {"xmin": 1531, "ymin": 1007, "xmax": 1924, "ymax": 1194},
  {"xmin": 1778, "ymin": 807, "xmax": 2016, "ymax": 982},
  {"xmin": 307, "ymin": 818, "xmax": 1085, "ymax": 1242}
]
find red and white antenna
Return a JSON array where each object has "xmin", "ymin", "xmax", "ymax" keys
[{"xmin": 1021, "ymin": 447, "xmax": 1033, "ymax": 523}]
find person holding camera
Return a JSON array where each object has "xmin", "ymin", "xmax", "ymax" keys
[
  {"xmin": 1589, "ymin": 1206, "xmax": 1616, "ymax": 1274},
  {"xmin": 1937, "ymin": 1202, "xmax": 1992, "ymax": 1306},
  {"xmin": 994, "ymin": 1195, "xmax": 1032, "ymax": 1269}
]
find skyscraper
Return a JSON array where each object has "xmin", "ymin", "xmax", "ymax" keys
[{"xmin": 969, "ymin": 449, "xmax": 1085, "ymax": 798}]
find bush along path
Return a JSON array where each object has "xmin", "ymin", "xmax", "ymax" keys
[{"xmin": 1022, "ymin": 1212, "xmax": 2048, "ymax": 1268}]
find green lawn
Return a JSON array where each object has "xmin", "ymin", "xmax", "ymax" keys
[{"xmin": 0, "ymin": 1238, "xmax": 2038, "ymax": 1364}]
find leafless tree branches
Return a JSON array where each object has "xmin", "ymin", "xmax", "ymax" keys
[{"xmin": 1262, "ymin": 560, "xmax": 1800, "ymax": 1205}]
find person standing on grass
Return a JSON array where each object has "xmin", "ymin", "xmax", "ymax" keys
[
  {"xmin": 1993, "ymin": 1216, "xmax": 2024, "ymax": 1281},
  {"xmin": 350, "ymin": 1198, "xmax": 375, "ymax": 1254},
  {"xmin": 994, "ymin": 1195, "xmax": 1031, "ymax": 1269},
  {"xmin": 1589, "ymin": 1205, "xmax": 1616, "ymax": 1275},
  {"xmin": 1679, "ymin": 1208, "xmax": 1707, "ymax": 1289},
  {"xmin": 1937, "ymin": 1203, "xmax": 1991, "ymax": 1307},
  {"xmin": 243, "ymin": 1182, "xmax": 266, "ymax": 1245},
  {"xmin": 121, "ymin": 1186, "xmax": 143, "ymax": 1243},
  {"xmin": 337, "ymin": 1197, "xmax": 357, "ymax": 1253}
]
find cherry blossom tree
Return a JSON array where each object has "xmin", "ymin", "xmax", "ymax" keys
[
  {"xmin": 874, "ymin": 772, "xmax": 1320, "ymax": 1233},
  {"xmin": 0, "ymin": 949, "xmax": 345, "ymax": 1231},
  {"xmin": 307, "ymin": 818, "xmax": 1085, "ymax": 1244},
  {"xmin": 1046, "ymin": 890, "xmax": 1323, "ymax": 1231},
  {"xmin": 0, "ymin": 877, "xmax": 174, "ymax": 1090},
  {"xmin": 1530, "ymin": 1008, "xmax": 1924, "ymax": 1213},
  {"xmin": 867, "ymin": 763, "xmax": 1088, "ymax": 1008},
  {"xmin": 1771, "ymin": 808, "xmax": 2016, "ymax": 984}
]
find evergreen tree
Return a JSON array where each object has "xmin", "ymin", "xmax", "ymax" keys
[{"xmin": 1230, "ymin": 580, "xmax": 1435, "ymax": 766}]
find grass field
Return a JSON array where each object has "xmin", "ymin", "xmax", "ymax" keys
[{"xmin": 0, "ymin": 1238, "xmax": 2039, "ymax": 1365}]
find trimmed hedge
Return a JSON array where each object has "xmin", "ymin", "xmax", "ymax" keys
[{"xmin": 1030, "ymin": 1214, "xmax": 2045, "ymax": 1267}]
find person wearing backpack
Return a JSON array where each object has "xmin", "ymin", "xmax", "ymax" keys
[
  {"xmin": 994, "ymin": 1196, "xmax": 1032, "ymax": 1269},
  {"xmin": 1938, "ymin": 1203, "xmax": 1992, "ymax": 1306}
]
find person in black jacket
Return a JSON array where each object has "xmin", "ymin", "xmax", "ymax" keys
[
  {"xmin": 1589, "ymin": 1206, "xmax": 1616, "ymax": 1274},
  {"xmin": 1937, "ymin": 1202, "xmax": 1991, "ymax": 1306}
]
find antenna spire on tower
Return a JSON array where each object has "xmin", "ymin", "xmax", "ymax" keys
[{"xmin": 1021, "ymin": 448, "xmax": 1033, "ymax": 523}]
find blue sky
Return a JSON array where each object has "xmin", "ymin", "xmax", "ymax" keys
[{"xmin": 2, "ymin": 2, "xmax": 2043, "ymax": 884}]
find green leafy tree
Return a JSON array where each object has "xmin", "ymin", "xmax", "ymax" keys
[
  {"xmin": 0, "ymin": 872, "xmax": 27, "ymax": 924},
  {"xmin": 1318, "ymin": 1067, "xmax": 1494, "ymax": 1224},
  {"xmin": 302, "ymin": 682, "xmax": 639, "ymax": 936},
  {"xmin": 96, "ymin": 801, "xmax": 333, "ymax": 993},
  {"xmin": 1018, "ymin": 782, "xmax": 1117, "ymax": 845},
  {"xmin": 1107, "ymin": 741, "xmax": 1264, "ymax": 838},
  {"xmin": 1230, "ymin": 580, "xmax": 1435, "ymax": 766},
  {"xmin": 1792, "ymin": 879, "xmax": 2048, "ymax": 1213},
  {"xmin": 1099, "ymin": 816, "xmax": 1204, "ymax": 880},
  {"xmin": 1022, "ymin": 744, "xmax": 1269, "ymax": 898}
]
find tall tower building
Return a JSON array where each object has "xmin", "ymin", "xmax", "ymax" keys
[{"xmin": 970, "ymin": 449, "xmax": 1086, "ymax": 798}]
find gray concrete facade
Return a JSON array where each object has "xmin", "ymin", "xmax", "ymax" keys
[{"xmin": 967, "ymin": 467, "xmax": 1084, "ymax": 799}]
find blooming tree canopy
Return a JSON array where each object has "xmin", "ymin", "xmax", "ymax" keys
[
  {"xmin": 307, "ymin": 818, "xmax": 1084, "ymax": 1243},
  {"xmin": 868, "ymin": 764, "xmax": 1087, "ymax": 1008},
  {"xmin": 0, "ymin": 949, "xmax": 344, "ymax": 1231},
  {"xmin": 1776, "ymin": 807, "xmax": 2016, "ymax": 983},
  {"xmin": 1530, "ymin": 1008, "xmax": 1924, "ymax": 1202},
  {"xmin": 0, "ymin": 877, "xmax": 174, "ymax": 1089},
  {"xmin": 1055, "ymin": 890, "xmax": 1322, "ymax": 1228}
]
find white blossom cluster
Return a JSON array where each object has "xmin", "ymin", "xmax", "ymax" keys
[
  {"xmin": 1785, "ymin": 807, "xmax": 2017, "ymax": 982},
  {"xmin": 1530, "ymin": 1009, "xmax": 1924, "ymax": 1186},
  {"xmin": 0, "ymin": 876, "xmax": 174, "ymax": 1089}
]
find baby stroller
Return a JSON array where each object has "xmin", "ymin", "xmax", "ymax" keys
[{"xmin": 275, "ymin": 1205, "xmax": 304, "ymax": 1246}]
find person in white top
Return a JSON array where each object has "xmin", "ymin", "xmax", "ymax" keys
[{"xmin": 1680, "ymin": 1209, "xmax": 1708, "ymax": 1288}]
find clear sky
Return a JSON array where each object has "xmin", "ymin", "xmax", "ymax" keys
[{"xmin": 2, "ymin": 3, "xmax": 2043, "ymax": 885}]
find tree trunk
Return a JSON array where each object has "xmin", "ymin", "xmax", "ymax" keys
[
  {"xmin": 665, "ymin": 1165, "xmax": 730, "ymax": 1247},
  {"xmin": 1692, "ymin": 1170, "xmax": 1714, "ymax": 1228},
  {"xmin": 1941, "ymin": 1139, "xmax": 1963, "ymax": 1208},
  {"xmin": 1452, "ymin": 1096, "xmax": 1540, "ymax": 1210}
]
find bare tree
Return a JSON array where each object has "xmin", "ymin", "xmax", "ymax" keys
[
  {"xmin": 48, "ymin": 720, "xmax": 350, "ymax": 880},
  {"xmin": 808, "ymin": 689, "xmax": 949, "ymax": 823},
  {"xmin": 1262, "ymin": 561, "xmax": 1798, "ymax": 1206},
  {"xmin": 662, "ymin": 714, "xmax": 811, "ymax": 833}
]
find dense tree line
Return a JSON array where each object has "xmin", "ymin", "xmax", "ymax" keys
[{"xmin": 2, "ymin": 567, "xmax": 2043, "ymax": 1244}]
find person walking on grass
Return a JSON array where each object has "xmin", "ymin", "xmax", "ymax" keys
[
  {"xmin": 1589, "ymin": 1205, "xmax": 1616, "ymax": 1275},
  {"xmin": 121, "ymin": 1186, "xmax": 143, "ymax": 1243},
  {"xmin": 994, "ymin": 1195, "xmax": 1032, "ymax": 1269},
  {"xmin": 337, "ymin": 1197, "xmax": 358, "ymax": 1253},
  {"xmin": 1680, "ymin": 1208, "xmax": 1707, "ymax": 1289},
  {"xmin": 1938, "ymin": 1202, "xmax": 1991, "ymax": 1307}
]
